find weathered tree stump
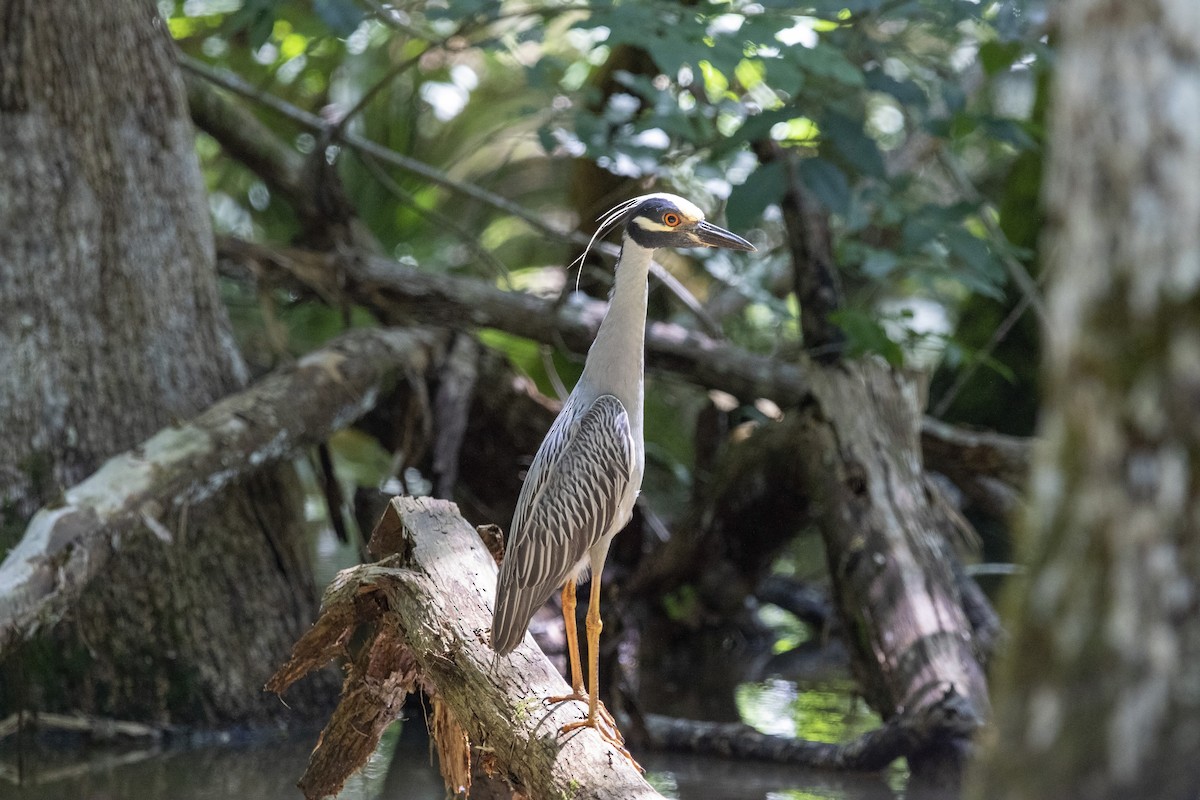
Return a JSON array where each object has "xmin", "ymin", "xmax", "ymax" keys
[{"xmin": 269, "ymin": 496, "xmax": 663, "ymax": 800}]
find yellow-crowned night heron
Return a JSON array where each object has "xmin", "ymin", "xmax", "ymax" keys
[{"xmin": 491, "ymin": 193, "xmax": 755, "ymax": 749}]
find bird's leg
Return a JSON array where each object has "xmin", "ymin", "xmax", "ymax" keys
[
  {"xmin": 548, "ymin": 580, "xmax": 586, "ymax": 702},
  {"xmin": 561, "ymin": 577, "xmax": 641, "ymax": 771},
  {"xmin": 547, "ymin": 580, "xmax": 619, "ymax": 732}
]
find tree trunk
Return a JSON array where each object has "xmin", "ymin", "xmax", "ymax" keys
[
  {"xmin": 972, "ymin": 2, "xmax": 1200, "ymax": 798},
  {"xmin": 0, "ymin": 0, "xmax": 330, "ymax": 724}
]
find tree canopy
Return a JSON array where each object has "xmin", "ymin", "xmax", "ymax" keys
[{"xmin": 160, "ymin": 1, "xmax": 1051, "ymax": 557}]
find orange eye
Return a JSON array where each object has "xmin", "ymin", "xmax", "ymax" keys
[{"xmin": 663, "ymin": 212, "xmax": 681, "ymax": 227}]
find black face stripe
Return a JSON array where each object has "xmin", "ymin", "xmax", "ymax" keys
[
  {"xmin": 627, "ymin": 197, "xmax": 683, "ymax": 226},
  {"xmin": 624, "ymin": 197, "xmax": 687, "ymax": 248}
]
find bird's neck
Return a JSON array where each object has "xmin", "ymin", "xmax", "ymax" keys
[{"xmin": 580, "ymin": 235, "xmax": 652, "ymax": 422}]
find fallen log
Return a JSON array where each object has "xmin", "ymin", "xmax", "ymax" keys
[
  {"xmin": 269, "ymin": 496, "xmax": 664, "ymax": 800},
  {"xmin": 0, "ymin": 327, "xmax": 445, "ymax": 651},
  {"xmin": 797, "ymin": 360, "xmax": 991, "ymax": 786},
  {"xmin": 642, "ymin": 689, "xmax": 979, "ymax": 770}
]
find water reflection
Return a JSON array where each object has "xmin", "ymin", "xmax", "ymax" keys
[
  {"xmin": 2, "ymin": 719, "xmax": 443, "ymax": 800},
  {"xmin": 641, "ymin": 751, "xmax": 898, "ymax": 800},
  {"xmin": 4, "ymin": 682, "xmax": 908, "ymax": 800}
]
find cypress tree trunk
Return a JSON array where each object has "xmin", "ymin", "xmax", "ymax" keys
[
  {"xmin": 972, "ymin": 2, "xmax": 1200, "ymax": 797},
  {"xmin": 0, "ymin": 0, "xmax": 330, "ymax": 724}
]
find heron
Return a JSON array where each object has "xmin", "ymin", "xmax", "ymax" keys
[{"xmin": 490, "ymin": 193, "xmax": 755, "ymax": 752}]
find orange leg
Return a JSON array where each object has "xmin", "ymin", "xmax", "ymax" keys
[
  {"xmin": 560, "ymin": 577, "xmax": 640, "ymax": 770},
  {"xmin": 549, "ymin": 580, "xmax": 585, "ymax": 700},
  {"xmin": 548, "ymin": 580, "xmax": 620, "ymax": 732}
]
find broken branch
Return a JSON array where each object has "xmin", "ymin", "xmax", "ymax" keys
[
  {"xmin": 270, "ymin": 497, "xmax": 664, "ymax": 800},
  {"xmin": 0, "ymin": 328, "xmax": 445, "ymax": 652}
]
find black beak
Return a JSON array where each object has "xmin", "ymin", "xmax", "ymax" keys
[{"xmin": 692, "ymin": 220, "xmax": 756, "ymax": 252}]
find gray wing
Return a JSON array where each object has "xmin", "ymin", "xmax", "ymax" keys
[{"xmin": 491, "ymin": 394, "xmax": 635, "ymax": 654}]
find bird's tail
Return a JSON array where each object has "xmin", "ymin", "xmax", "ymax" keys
[{"xmin": 490, "ymin": 571, "xmax": 551, "ymax": 655}]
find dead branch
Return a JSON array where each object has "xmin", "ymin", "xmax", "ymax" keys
[
  {"xmin": 183, "ymin": 74, "xmax": 314, "ymax": 220},
  {"xmin": 0, "ymin": 712, "xmax": 166, "ymax": 743},
  {"xmin": 642, "ymin": 686, "xmax": 980, "ymax": 770},
  {"xmin": 216, "ymin": 237, "xmax": 1032, "ymax": 497},
  {"xmin": 270, "ymin": 496, "xmax": 664, "ymax": 800},
  {"xmin": 0, "ymin": 328, "xmax": 445, "ymax": 652},
  {"xmin": 920, "ymin": 416, "xmax": 1029, "ymax": 518},
  {"xmin": 432, "ymin": 334, "xmax": 482, "ymax": 499},
  {"xmin": 218, "ymin": 237, "xmax": 807, "ymax": 406},
  {"xmin": 754, "ymin": 140, "xmax": 845, "ymax": 359}
]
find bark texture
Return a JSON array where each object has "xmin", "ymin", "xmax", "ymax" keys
[
  {"xmin": 270, "ymin": 497, "xmax": 664, "ymax": 800},
  {"xmin": 0, "ymin": 328, "xmax": 444, "ymax": 649},
  {"xmin": 799, "ymin": 361, "xmax": 989, "ymax": 784},
  {"xmin": 973, "ymin": 2, "xmax": 1200, "ymax": 798},
  {"xmin": 0, "ymin": 0, "xmax": 328, "ymax": 723}
]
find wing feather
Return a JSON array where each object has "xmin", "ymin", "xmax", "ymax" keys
[{"xmin": 491, "ymin": 394, "xmax": 635, "ymax": 654}]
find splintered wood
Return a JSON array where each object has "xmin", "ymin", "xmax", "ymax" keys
[{"xmin": 268, "ymin": 496, "xmax": 663, "ymax": 800}]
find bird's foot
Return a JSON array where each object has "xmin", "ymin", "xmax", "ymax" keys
[
  {"xmin": 546, "ymin": 689, "xmax": 588, "ymax": 706},
  {"xmin": 559, "ymin": 703, "xmax": 642, "ymax": 773},
  {"xmin": 546, "ymin": 692, "xmax": 620, "ymax": 735}
]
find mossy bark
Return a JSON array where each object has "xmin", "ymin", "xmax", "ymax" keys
[
  {"xmin": 972, "ymin": 2, "xmax": 1200, "ymax": 797},
  {"xmin": 0, "ymin": 0, "xmax": 331, "ymax": 724}
]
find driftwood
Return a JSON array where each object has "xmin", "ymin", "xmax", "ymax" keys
[
  {"xmin": 0, "ymin": 327, "xmax": 444, "ymax": 651},
  {"xmin": 269, "ymin": 496, "xmax": 664, "ymax": 800}
]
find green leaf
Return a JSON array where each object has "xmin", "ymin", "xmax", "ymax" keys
[
  {"xmin": 861, "ymin": 248, "xmax": 898, "ymax": 279},
  {"xmin": 312, "ymin": 0, "xmax": 363, "ymax": 36},
  {"xmin": 727, "ymin": 161, "xmax": 789, "ymax": 229},
  {"xmin": 822, "ymin": 112, "xmax": 886, "ymax": 179},
  {"xmin": 735, "ymin": 108, "xmax": 804, "ymax": 143},
  {"xmin": 864, "ymin": 70, "xmax": 926, "ymax": 109},
  {"xmin": 978, "ymin": 40, "xmax": 1023, "ymax": 76},
  {"xmin": 228, "ymin": 0, "xmax": 278, "ymax": 50},
  {"xmin": 829, "ymin": 309, "xmax": 905, "ymax": 366},
  {"xmin": 944, "ymin": 228, "xmax": 1005, "ymax": 298},
  {"xmin": 798, "ymin": 157, "xmax": 850, "ymax": 214},
  {"xmin": 788, "ymin": 42, "xmax": 865, "ymax": 87},
  {"xmin": 426, "ymin": 0, "xmax": 495, "ymax": 20},
  {"xmin": 980, "ymin": 116, "xmax": 1036, "ymax": 149}
]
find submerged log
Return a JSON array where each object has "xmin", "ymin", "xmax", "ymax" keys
[{"xmin": 269, "ymin": 496, "xmax": 663, "ymax": 800}]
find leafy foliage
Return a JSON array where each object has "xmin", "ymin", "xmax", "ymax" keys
[{"xmin": 170, "ymin": 0, "xmax": 1048, "ymax": 504}]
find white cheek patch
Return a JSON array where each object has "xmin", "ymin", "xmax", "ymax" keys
[{"xmin": 631, "ymin": 217, "xmax": 676, "ymax": 233}]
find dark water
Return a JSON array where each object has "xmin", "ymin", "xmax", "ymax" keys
[
  {"xmin": 1, "ymin": 505, "xmax": 912, "ymax": 800},
  {"xmin": 1, "ymin": 675, "xmax": 908, "ymax": 800},
  {"xmin": 2, "ymin": 704, "xmax": 903, "ymax": 800},
  {"xmin": 2, "ymin": 719, "xmax": 440, "ymax": 800}
]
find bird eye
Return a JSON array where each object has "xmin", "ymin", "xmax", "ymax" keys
[{"xmin": 663, "ymin": 212, "xmax": 681, "ymax": 227}]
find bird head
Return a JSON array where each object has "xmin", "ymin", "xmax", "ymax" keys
[{"xmin": 623, "ymin": 193, "xmax": 756, "ymax": 252}]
